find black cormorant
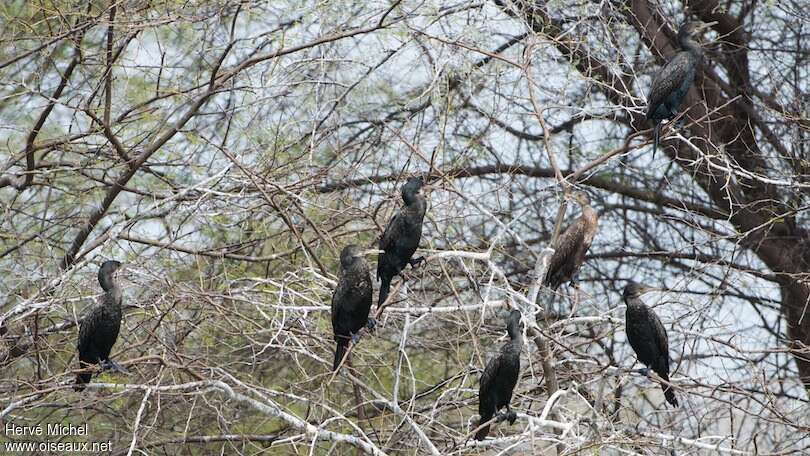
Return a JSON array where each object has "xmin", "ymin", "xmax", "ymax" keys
[
  {"xmin": 331, "ymin": 245, "xmax": 375, "ymax": 371},
  {"xmin": 623, "ymin": 282, "xmax": 678, "ymax": 407},
  {"xmin": 377, "ymin": 176, "xmax": 427, "ymax": 308},
  {"xmin": 476, "ymin": 309, "xmax": 522, "ymax": 441},
  {"xmin": 75, "ymin": 260, "xmax": 124, "ymax": 391},
  {"xmin": 544, "ymin": 192, "xmax": 598, "ymax": 290},
  {"xmin": 646, "ymin": 20, "xmax": 713, "ymax": 158}
]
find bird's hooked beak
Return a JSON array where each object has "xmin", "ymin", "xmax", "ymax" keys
[
  {"xmin": 693, "ymin": 20, "xmax": 717, "ymax": 35},
  {"xmin": 362, "ymin": 249, "xmax": 384, "ymax": 256},
  {"xmin": 111, "ymin": 263, "xmax": 128, "ymax": 282},
  {"xmin": 638, "ymin": 284, "xmax": 666, "ymax": 295},
  {"xmin": 697, "ymin": 20, "xmax": 718, "ymax": 31}
]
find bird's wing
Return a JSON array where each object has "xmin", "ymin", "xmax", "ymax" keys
[
  {"xmin": 650, "ymin": 308, "xmax": 670, "ymax": 371},
  {"xmin": 379, "ymin": 209, "xmax": 402, "ymax": 252},
  {"xmin": 481, "ymin": 352, "xmax": 502, "ymax": 387},
  {"xmin": 545, "ymin": 220, "xmax": 585, "ymax": 283},
  {"xmin": 377, "ymin": 209, "xmax": 402, "ymax": 279},
  {"xmin": 574, "ymin": 215, "xmax": 597, "ymax": 264},
  {"xmin": 77, "ymin": 305, "xmax": 101, "ymax": 355},
  {"xmin": 331, "ymin": 278, "xmax": 348, "ymax": 329},
  {"xmin": 479, "ymin": 353, "xmax": 501, "ymax": 412},
  {"xmin": 646, "ymin": 53, "xmax": 692, "ymax": 116}
]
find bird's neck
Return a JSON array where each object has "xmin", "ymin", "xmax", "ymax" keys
[
  {"xmin": 99, "ymin": 275, "xmax": 114, "ymax": 292},
  {"xmin": 345, "ymin": 260, "xmax": 366, "ymax": 276},
  {"xmin": 680, "ymin": 38, "xmax": 703, "ymax": 59},
  {"xmin": 403, "ymin": 193, "xmax": 424, "ymax": 207},
  {"xmin": 340, "ymin": 257, "xmax": 356, "ymax": 270},
  {"xmin": 581, "ymin": 204, "xmax": 597, "ymax": 222},
  {"xmin": 405, "ymin": 195, "xmax": 426, "ymax": 215},
  {"xmin": 507, "ymin": 324, "xmax": 523, "ymax": 344},
  {"xmin": 507, "ymin": 334, "xmax": 523, "ymax": 355},
  {"xmin": 624, "ymin": 297, "xmax": 645, "ymax": 312},
  {"xmin": 105, "ymin": 284, "xmax": 122, "ymax": 308}
]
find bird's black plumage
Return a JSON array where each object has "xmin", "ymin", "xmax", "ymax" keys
[
  {"xmin": 544, "ymin": 192, "xmax": 598, "ymax": 290},
  {"xmin": 646, "ymin": 21, "xmax": 710, "ymax": 158},
  {"xmin": 476, "ymin": 310, "xmax": 522, "ymax": 441},
  {"xmin": 75, "ymin": 260, "xmax": 124, "ymax": 391},
  {"xmin": 331, "ymin": 245, "xmax": 374, "ymax": 371},
  {"xmin": 623, "ymin": 282, "xmax": 678, "ymax": 407},
  {"xmin": 377, "ymin": 177, "xmax": 426, "ymax": 308}
]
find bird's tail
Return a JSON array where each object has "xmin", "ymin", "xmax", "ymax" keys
[
  {"xmin": 663, "ymin": 383, "xmax": 678, "ymax": 407},
  {"xmin": 660, "ymin": 372, "xmax": 678, "ymax": 407},
  {"xmin": 652, "ymin": 122, "xmax": 661, "ymax": 159},
  {"xmin": 333, "ymin": 340, "xmax": 350, "ymax": 371},
  {"xmin": 378, "ymin": 276, "xmax": 392, "ymax": 310},
  {"xmin": 474, "ymin": 413, "xmax": 492, "ymax": 441},
  {"xmin": 541, "ymin": 270, "xmax": 551, "ymax": 289},
  {"xmin": 74, "ymin": 372, "xmax": 91, "ymax": 392}
]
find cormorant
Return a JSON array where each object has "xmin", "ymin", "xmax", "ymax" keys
[
  {"xmin": 646, "ymin": 20, "xmax": 714, "ymax": 158},
  {"xmin": 377, "ymin": 176, "xmax": 427, "ymax": 308},
  {"xmin": 476, "ymin": 309, "xmax": 522, "ymax": 441},
  {"xmin": 544, "ymin": 192, "xmax": 598, "ymax": 290},
  {"xmin": 623, "ymin": 282, "xmax": 678, "ymax": 407},
  {"xmin": 331, "ymin": 245, "xmax": 375, "ymax": 371},
  {"xmin": 75, "ymin": 260, "xmax": 125, "ymax": 391}
]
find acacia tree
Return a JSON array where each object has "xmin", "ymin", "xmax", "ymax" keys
[
  {"xmin": 495, "ymin": 0, "xmax": 810, "ymax": 383},
  {"xmin": 1, "ymin": 0, "xmax": 807, "ymax": 454}
]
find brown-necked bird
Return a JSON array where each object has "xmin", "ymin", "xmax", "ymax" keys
[{"xmin": 544, "ymin": 192, "xmax": 598, "ymax": 290}]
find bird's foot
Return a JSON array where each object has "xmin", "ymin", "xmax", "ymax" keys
[
  {"xmin": 350, "ymin": 332, "xmax": 362, "ymax": 345},
  {"xmin": 409, "ymin": 256, "xmax": 425, "ymax": 268},
  {"xmin": 365, "ymin": 317, "xmax": 377, "ymax": 332},
  {"xmin": 493, "ymin": 411, "xmax": 513, "ymax": 424},
  {"xmin": 637, "ymin": 367, "xmax": 651, "ymax": 377},
  {"xmin": 101, "ymin": 360, "xmax": 128, "ymax": 374},
  {"xmin": 569, "ymin": 268, "xmax": 583, "ymax": 288}
]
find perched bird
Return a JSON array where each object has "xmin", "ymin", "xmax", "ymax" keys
[
  {"xmin": 646, "ymin": 20, "xmax": 714, "ymax": 158},
  {"xmin": 544, "ymin": 192, "xmax": 598, "ymax": 290},
  {"xmin": 476, "ymin": 310, "xmax": 522, "ymax": 441},
  {"xmin": 331, "ymin": 245, "xmax": 375, "ymax": 371},
  {"xmin": 377, "ymin": 176, "xmax": 427, "ymax": 308},
  {"xmin": 75, "ymin": 260, "xmax": 125, "ymax": 391},
  {"xmin": 623, "ymin": 282, "xmax": 678, "ymax": 407}
]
